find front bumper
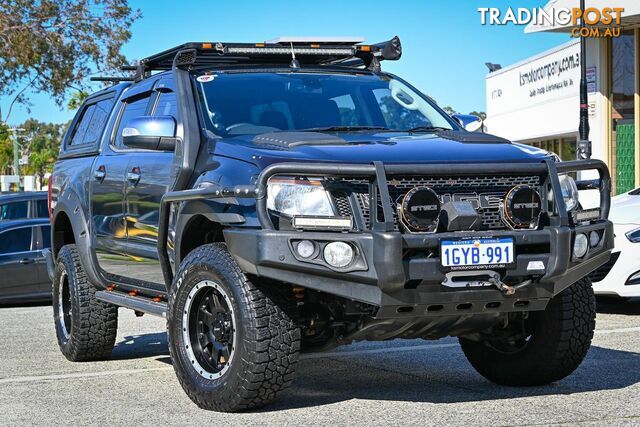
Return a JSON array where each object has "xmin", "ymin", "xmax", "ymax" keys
[
  {"xmin": 225, "ymin": 220, "xmax": 613, "ymax": 318},
  {"xmin": 159, "ymin": 158, "xmax": 613, "ymax": 318}
]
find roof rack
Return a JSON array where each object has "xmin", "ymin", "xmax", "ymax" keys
[{"xmin": 90, "ymin": 36, "xmax": 401, "ymax": 83}]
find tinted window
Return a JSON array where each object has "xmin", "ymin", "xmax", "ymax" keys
[
  {"xmin": 154, "ymin": 91, "xmax": 178, "ymax": 118},
  {"xmin": 41, "ymin": 225, "xmax": 51, "ymax": 249},
  {"xmin": 36, "ymin": 199, "xmax": 49, "ymax": 218},
  {"xmin": 68, "ymin": 97, "xmax": 114, "ymax": 147},
  {"xmin": 69, "ymin": 104, "xmax": 96, "ymax": 146},
  {"xmin": 0, "ymin": 201, "xmax": 29, "ymax": 220},
  {"xmin": 196, "ymin": 72, "xmax": 453, "ymax": 136},
  {"xmin": 0, "ymin": 227, "xmax": 32, "ymax": 254},
  {"xmin": 114, "ymin": 95, "xmax": 152, "ymax": 148}
]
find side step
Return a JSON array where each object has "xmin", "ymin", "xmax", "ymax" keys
[{"xmin": 95, "ymin": 290, "xmax": 168, "ymax": 318}]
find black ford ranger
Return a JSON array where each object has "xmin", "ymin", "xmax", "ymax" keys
[{"xmin": 47, "ymin": 37, "xmax": 614, "ymax": 412}]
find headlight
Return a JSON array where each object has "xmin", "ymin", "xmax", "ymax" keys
[
  {"xmin": 626, "ymin": 227, "xmax": 640, "ymax": 243},
  {"xmin": 558, "ymin": 175, "xmax": 579, "ymax": 211},
  {"xmin": 267, "ymin": 177, "xmax": 335, "ymax": 216}
]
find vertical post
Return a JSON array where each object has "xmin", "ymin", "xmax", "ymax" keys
[
  {"xmin": 578, "ymin": 0, "xmax": 592, "ymax": 159},
  {"xmin": 12, "ymin": 132, "xmax": 20, "ymax": 189},
  {"xmin": 634, "ymin": 28, "xmax": 640, "ymax": 187}
]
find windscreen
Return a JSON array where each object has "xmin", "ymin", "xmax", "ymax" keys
[{"xmin": 195, "ymin": 72, "xmax": 455, "ymax": 136}]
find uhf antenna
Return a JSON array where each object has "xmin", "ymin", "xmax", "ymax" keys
[
  {"xmin": 289, "ymin": 42, "xmax": 300, "ymax": 68},
  {"xmin": 578, "ymin": 0, "xmax": 591, "ymax": 159}
]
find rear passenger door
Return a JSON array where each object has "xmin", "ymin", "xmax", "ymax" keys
[
  {"xmin": 91, "ymin": 91, "xmax": 153, "ymax": 280},
  {"xmin": 121, "ymin": 80, "xmax": 177, "ymax": 286},
  {"xmin": 0, "ymin": 226, "xmax": 41, "ymax": 299}
]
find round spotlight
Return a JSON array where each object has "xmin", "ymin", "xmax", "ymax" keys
[
  {"xmin": 589, "ymin": 231, "xmax": 601, "ymax": 248},
  {"xmin": 296, "ymin": 240, "xmax": 316, "ymax": 258},
  {"xmin": 503, "ymin": 185, "xmax": 542, "ymax": 229},
  {"xmin": 399, "ymin": 187, "xmax": 441, "ymax": 232},
  {"xmin": 323, "ymin": 242, "xmax": 354, "ymax": 268},
  {"xmin": 574, "ymin": 233, "xmax": 589, "ymax": 258}
]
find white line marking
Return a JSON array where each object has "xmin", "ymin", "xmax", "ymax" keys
[
  {"xmin": 0, "ymin": 367, "xmax": 173, "ymax": 384},
  {"xmin": 1, "ymin": 326, "xmax": 637, "ymax": 385},
  {"xmin": 302, "ymin": 343, "xmax": 459, "ymax": 359},
  {"xmin": 594, "ymin": 326, "xmax": 640, "ymax": 335}
]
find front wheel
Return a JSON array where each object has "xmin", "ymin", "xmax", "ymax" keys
[
  {"xmin": 168, "ymin": 243, "xmax": 301, "ymax": 412},
  {"xmin": 460, "ymin": 277, "xmax": 596, "ymax": 386}
]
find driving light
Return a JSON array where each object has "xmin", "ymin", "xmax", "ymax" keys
[
  {"xmin": 626, "ymin": 227, "xmax": 640, "ymax": 243},
  {"xmin": 589, "ymin": 231, "xmax": 600, "ymax": 247},
  {"xmin": 323, "ymin": 242, "xmax": 354, "ymax": 268},
  {"xmin": 559, "ymin": 175, "xmax": 579, "ymax": 211},
  {"xmin": 502, "ymin": 185, "xmax": 542, "ymax": 229},
  {"xmin": 573, "ymin": 233, "xmax": 588, "ymax": 258},
  {"xmin": 296, "ymin": 240, "xmax": 316, "ymax": 258},
  {"xmin": 267, "ymin": 177, "xmax": 335, "ymax": 217}
]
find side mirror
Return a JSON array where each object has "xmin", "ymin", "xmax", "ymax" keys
[
  {"xmin": 122, "ymin": 116, "xmax": 177, "ymax": 151},
  {"xmin": 452, "ymin": 114, "xmax": 483, "ymax": 132}
]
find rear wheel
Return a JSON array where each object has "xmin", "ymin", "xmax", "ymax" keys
[
  {"xmin": 53, "ymin": 244, "xmax": 118, "ymax": 361},
  {"xmin": 168, "ymin": 243, "xmax": 300, "ymax": 412},
  {"xmin": 460, "ymin": 277, "xmax": 596, "ymax": 386}
]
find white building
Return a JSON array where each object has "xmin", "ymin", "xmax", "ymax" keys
[{"xmin": 485, "ymin": 0, "xmax": 640, "ymax": 195}]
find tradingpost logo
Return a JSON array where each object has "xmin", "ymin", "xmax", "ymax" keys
[{"xmin": 478, "ymin": 6, "xmax": 625, "ymax": 38}]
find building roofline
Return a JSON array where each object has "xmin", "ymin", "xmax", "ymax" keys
[{"xmin": 486, "ymin": 38, "xmax": 579, "ymax": 79}]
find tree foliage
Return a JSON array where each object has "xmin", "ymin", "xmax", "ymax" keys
[{"xmin": 0, "ymin": 0, "xmax": 140, "ymax": 121}]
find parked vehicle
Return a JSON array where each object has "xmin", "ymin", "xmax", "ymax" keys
[
  {"xmin": 47, "ymin": 37, "xmax": 614, "ymax": 412},
  {"xmin": 590, "ymin": 187, "xmax": 640, "ymax": 298},
  {"xmin": 0, "ymin": 218, "xmax": 52, "ymax": 303},
  {"xmin": 0, "ymin": 191, "xmax": 48, "ymax": 221}
]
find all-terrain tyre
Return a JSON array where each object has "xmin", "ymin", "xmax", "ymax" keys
[
  {"xmin": 53, "ymin": 244, "xmax": 118, "ymax": 361},
  {"xmin": 460, "ymin": 277, "xmax": 596, "ymax": 386},
  {"xmin": 168, "ymin": 243, "xmax": 301, "ymax": 412}
]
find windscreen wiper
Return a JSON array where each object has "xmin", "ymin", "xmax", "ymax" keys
[
  {"xmin": 404, "ymin": 126, "xmax": 451, "ymax": 133},
  {"xmin": 298, "ymin": 125, "xmax": 390, "ymax": 132}
]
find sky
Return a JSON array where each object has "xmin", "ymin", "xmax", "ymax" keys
[{"xmin": 3, "ymin": 0, "xmax": 569, "ymax": 126}]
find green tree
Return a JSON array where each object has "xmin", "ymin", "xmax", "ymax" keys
[
  {"xmin": 68, "ymin": 90, "xmax": 89, "ymax": 111},
  {"xmin": 468, "ymin": 111, "xmax": 487, "ymax": 121},
  {"xmin": 0, "ymin": 0, "xmax": 140, "ymax": 122},
  {"xmin": 19, "ymin": 119, "xmax": 65, "ymax": 185},
  {"xmin": 442, "ymin": 106, "xmax": 458, "ymax": 116},
  {"xmin": 0, "ymin": 123, "xmax": 13, "ymax": 175}
]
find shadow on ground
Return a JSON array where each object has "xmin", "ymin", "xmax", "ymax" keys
[
  {"xmin": 111, "ymin": 332, "xmax": 169, "ymax": 360},
  {"xmin": 106, "ymin": 329, "xmax": 640, "ymax": 412},
  {"xmin": 597, "ymin": 297, "xmax": 640, "ymax": 315}
]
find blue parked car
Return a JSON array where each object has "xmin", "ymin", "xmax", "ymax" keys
[{"xmin": 0, "ymin": 218, "xmax": 51, "ymax": 303}]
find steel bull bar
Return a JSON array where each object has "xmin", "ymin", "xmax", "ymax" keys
[{"xmin": 157, "ymin": 158, "xmax": 612, "ymax": 289}]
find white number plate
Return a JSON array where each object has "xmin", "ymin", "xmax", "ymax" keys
[{"xmin": 441, "ymin": 237, "xmax": 514, "ymax": 268}]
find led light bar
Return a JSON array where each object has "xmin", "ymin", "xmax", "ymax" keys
[
  {"xmin": 226, "ymin": 46, "xmax": 356, "ymax": 56},
  {"xmin": 572, "ymin": 208, "xmax": 601, "ymax": 223},
  {"xmin": 292, "ymin": 216, "xmax": 353, "ymax": 231}
]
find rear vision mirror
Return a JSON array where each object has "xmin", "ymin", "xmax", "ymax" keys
[{"xmin": 122, "ymin": 116, "xmax": 177, "ymax": 151}]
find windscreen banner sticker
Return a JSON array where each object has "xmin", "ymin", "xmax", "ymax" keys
[{"xmin": 196, "ymin": 75, "xmax": 216, "ymax": 83}]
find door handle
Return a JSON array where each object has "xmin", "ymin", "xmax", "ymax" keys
[
  {"xmin": 94, "ymin": 165, "xmax": 106, "ymax": 182},
  {"xmin": 19, "ymin": 258, "xmax": 34, "ymax": 265},
  {"xmin": 127, "ymin": 166, "xmax": 141, "ymax": 185}
]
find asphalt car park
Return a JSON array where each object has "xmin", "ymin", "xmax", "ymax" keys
[{"xmin": 1, "ymin": 300, "xmax": 638, "ymax": 425}]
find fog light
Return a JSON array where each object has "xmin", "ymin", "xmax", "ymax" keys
[
  {"xmin": 296, "ymin": 240, "xmax": 315, "ymax": 258},
  {"xmin": 323, "ymin": 242, "xmax": 354, "ymax": 268},
  {"xmin": 589, "ymin": 231, "xmax": 600, "ymax": 247},
  {"xmin": 574, "ymin": 233, "xmax": 589, "ymax": 258}
]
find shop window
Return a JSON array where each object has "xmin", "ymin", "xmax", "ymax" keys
[
  {"xmin": 610, "ymin": 31, "xmax": 636, "ymax": 195},
  {"xmin": 527, "ymin": 137, "xmax": 576, "ymax": 161}
]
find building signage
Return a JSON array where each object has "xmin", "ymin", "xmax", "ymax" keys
[{"xmin": 487, "ymin": 41, "xmax": 581, "ymax": 117}]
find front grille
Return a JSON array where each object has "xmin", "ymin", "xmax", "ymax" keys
[
  {"xmin": 589, "ymin": 251, "xmax": 620, "ymax": 282},
  {"xmin": 328, "ymin": 174, "xmax": 542, "ymax": 232}
]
